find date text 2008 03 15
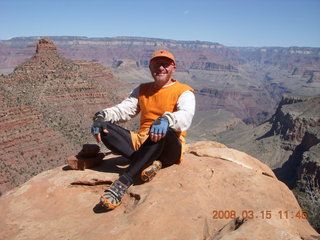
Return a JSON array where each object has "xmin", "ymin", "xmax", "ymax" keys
[{"xmin": 212, "ymin": 210, "xmax": 308, "ymax": 220}]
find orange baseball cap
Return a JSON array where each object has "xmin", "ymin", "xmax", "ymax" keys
[{"xmin": 150, "ymin": 50, "xmax": 175, "ymax": 64}]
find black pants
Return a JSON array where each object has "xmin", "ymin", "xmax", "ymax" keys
[{"xmin": 101, "ymin": 122, "xmax": 182, "ymax": 180}]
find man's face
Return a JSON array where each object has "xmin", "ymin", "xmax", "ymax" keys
[{"xmin": 149, "ymin": 57, "xmax": 176, "ymax": 86}]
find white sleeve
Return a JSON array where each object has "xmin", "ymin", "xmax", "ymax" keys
[
  {"xmin": 102, "ymin": 86, "xmax": 140, "ymax": 123},
  {"xmin": 163, "ymin": 90, "xmax": 195, "ymax": 132}
]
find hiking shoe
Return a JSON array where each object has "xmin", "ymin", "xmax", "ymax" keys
[
  {"xmin": 100, "ymin": 179, "xmax": 130, "ymax": 210},
  {"xmin": 141, "ymin": 160, "xmax": 162, "ymax": 182}
]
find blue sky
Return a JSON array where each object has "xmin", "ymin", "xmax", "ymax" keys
[{"xmin": 1, "ymin": 0, "xmax": 319, "ymax": 47}]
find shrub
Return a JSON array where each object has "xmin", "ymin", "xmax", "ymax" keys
[{"xmin": 294, "ymin": 178, "xmax": 320, "ymax": 233}]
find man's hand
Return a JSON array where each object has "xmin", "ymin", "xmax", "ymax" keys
[
  {"xmin": 91, "ymin": 111, "xmax": 108, "ymax": 143},
  {"xmin": 149, "ymin": 117, "xmax": 169, "ymax": 142}
]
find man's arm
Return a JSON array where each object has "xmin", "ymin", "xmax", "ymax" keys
[
  {"xmin": 101, "ymin": 86, "xmax": 140, "ymax": 123},
  {"xmin": 162, "ymin": 90, "xmax": 195, "ymax": 132},
  {"xmin": 91, "ymin": 86, "xmax": 140, "ymax": 143}
]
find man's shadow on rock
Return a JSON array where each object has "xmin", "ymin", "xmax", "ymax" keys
[
  {"xmin": 92, "ymin": 203, "xmax": 113, "ymax": 214},
  {"xmin": 62, "ymin": 152, "xmax": 131, "ymax": 175},
  {"xmin": 63, "ymin": 152, "xmax": 150, "ymax": 186},
  {"xmin": 92, "ymin": 153, "xmax": 131, "ymax": 175},
  {"xmin": 88, "ymin": 153, "xmax": 147, "ymax": 185}
]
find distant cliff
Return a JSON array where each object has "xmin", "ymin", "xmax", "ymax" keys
[
  {"xmin": 1, "ymin": 36, "xmax": 319, "ymax": 126},
  {"xmin": 2, "ymin": 36, "xmax": 320, "ymax": 77},
  {"xmin": 0, "ymin": 36, "xmax": 238, "ymax": 72}
]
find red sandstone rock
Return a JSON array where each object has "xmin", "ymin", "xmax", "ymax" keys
[
  {"xmin": 36, "ymin": 38, "xmax": 57, "ymax": 54},
  {"xmin": 0, "ymin": 142, "xmax": 318, "ymax": 239}
]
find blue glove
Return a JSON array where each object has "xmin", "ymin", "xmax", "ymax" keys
[
  {"xmin": 150, "ymin": 117, "xmax": 169, "ymax": 135},
  {"xmin": 91, "ymin": 111, "xmax": 106, "ymax": 135}
]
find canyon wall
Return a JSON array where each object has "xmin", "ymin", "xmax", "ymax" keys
[
  {"xmin": 0, "ymin": 38, "xmax": 126, "ymax": 194},
  {"xmin": 1, "ymin": 37, "xmax": 320, "ymax": 195}
]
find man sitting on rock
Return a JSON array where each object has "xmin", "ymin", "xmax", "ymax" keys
[{"xmin": 91, "ymin": 50, "xmax": 195, "ymax": 210}]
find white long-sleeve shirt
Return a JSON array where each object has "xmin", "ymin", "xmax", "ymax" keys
[{"xmin": 102, "ymin": 82, "xmax": 196, "ymax": 132}]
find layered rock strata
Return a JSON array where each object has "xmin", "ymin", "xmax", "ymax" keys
[
  {"xmin": 0, "ymin": 38, "xmax": 125, "ymax": 194},
  {"xmin": 1, "ymin": 36, "xmax": 320, "ymax": 125},
  {"xmin": 269, "ymin": 95, "xmax": 320, "ymax": 189}
]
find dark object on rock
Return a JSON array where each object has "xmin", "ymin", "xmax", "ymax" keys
[
  {"xmin": 67, "ymin": 144, "xmax": 104, "ymax": 170},
  {"xmin": 78, "ymin": 144, "xmax": 101, "ymax": 158},
  {"xmin": 67, "ymin": 153, "xmax": 104, "ymax": 170}
]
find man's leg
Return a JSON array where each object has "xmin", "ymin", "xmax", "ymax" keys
[
  {"xmin": 100, "ymin": 122, "xmax": 181, "ymax": 177},
  {"xmin": 99, "ymin": 122, "xmax": 136, "ymax": 210},
  {"xmin": 100, "ymin": 122, "xmax": 135, "ymax": 159},
  {"xmin": 125, "ymin": 128, "xmax": 181, "ymax": 179},
  {"xmin": 100, "ymin": 126, "xmax": 181, "ymax": 210}
]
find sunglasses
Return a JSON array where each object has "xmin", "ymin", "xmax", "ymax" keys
[{"xmin": 150, "ymin": 61, "xmax": 174, "ymax": 69}]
